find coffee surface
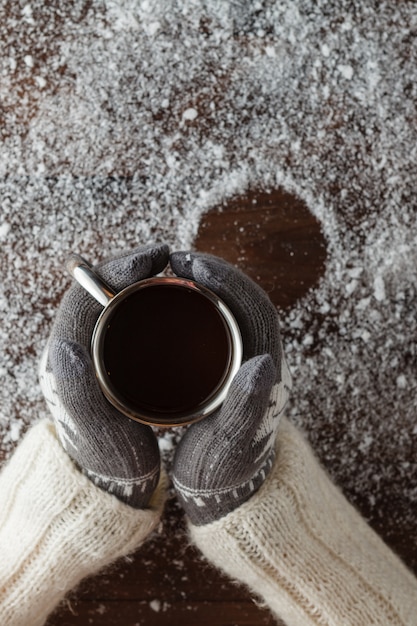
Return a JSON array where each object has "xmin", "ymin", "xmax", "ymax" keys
[{"xmin": 102, "ymin": 284, "xmax": 231, "ymax": 419}]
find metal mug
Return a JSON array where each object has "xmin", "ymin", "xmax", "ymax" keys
[{"xmin": 67, "ymin": 254, "xmax": 243, "ymax": 427}]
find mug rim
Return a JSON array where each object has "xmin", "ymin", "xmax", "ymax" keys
[{"xmin": 91, "ymin": 276, "xmax": 243, "ymax": 427}]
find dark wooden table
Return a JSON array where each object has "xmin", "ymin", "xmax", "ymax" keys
[
  {"xmin": 1, "ymin": 3, "xmax": 416, "ymax": 624},
  {"xmin": 39, "ymin": 188, "xmax": 325, "ymax": 626},
  {"xmin": 0, "ymin": 186, "xmax": 413, "ymax": 626}
]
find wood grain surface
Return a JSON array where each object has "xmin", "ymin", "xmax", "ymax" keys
[
  {"xmin": 1, "ymin": 5, "xmax": 415, "ymax": 623},
  {"xmin": 1, "ymin": 185, "xmax": 414, "ymax": 626},
  {"xmin": 43, "ymin": 187, "xmax": 322, "ymax": 626}
]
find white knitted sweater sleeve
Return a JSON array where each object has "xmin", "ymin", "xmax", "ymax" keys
[
  {"xmin": 190, "ymin": 417, "xmax": 417, "ymax": 626},
  {"xmin": 0, "ymin": 420, "xmax": 166, "ymax": 626}
]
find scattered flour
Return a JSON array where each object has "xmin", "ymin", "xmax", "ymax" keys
[
  {"xmin": 0, "ymin": 0, "xmax": 416, "ymax": 570},
  {"xmin": 149, "ymin": 599, "xmax": 170, "ymax": 612},
  {"xmin": 149, "ymin": 599, "xmax": 161, "ymax": 613},
  {"xmin": 0, "ymin": 223, "xmax": 10, "ymax": 239}
]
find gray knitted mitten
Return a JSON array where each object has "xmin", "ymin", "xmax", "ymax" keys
[
  {"xmin": 39, "ymin": 244, "xmax": 169, "ymax": 509},
  {"xmin": 170, "ymin": 252, "xmax": 292, "ymax": 525}
]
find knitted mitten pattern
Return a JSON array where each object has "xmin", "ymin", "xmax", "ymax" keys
[
  {"xmin": 190, "ymin": 417, "xmax": 417, "ymax": 626},
  {"xmin": 39, "ymin": 243, "xmax": 169, "ymax": 509},
  {"xmin": 0, "ymin": 421, "xmax": 166, "ymax": 626},
  {"xmin": 170, "ymin": 252, "xmax": 291, "ymax": 525}
]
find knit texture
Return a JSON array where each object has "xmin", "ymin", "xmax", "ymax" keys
[
  {"xmin": 173, "ymin": 354, "xmax": 292, "ymax": 524},
  {"xmin": 171, "ymin": 251, "xmax": 292, "ymax": 525},
  {"xmin": 170, "ymin": 251, "xmax": 284, "ymax": 366},
  {"xmin": 39, "ymin": 243, "xmax": 169, "ymax": 508},
  {"xmin": 0, "ymin": 420, "xmax": 166, "ymax": 626},
  {"xmin": 190, "ymin": 417, "xmax": 417, "ymax": 626}
]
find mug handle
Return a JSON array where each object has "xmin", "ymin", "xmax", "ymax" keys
[{"xmin": 66, "ymin": 254, "xmax": 116, "ymax": 307}]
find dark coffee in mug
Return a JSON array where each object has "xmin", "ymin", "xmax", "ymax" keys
[
  {"xmin": 68, "ymin": 253, "xmax": 242, "ymax": 427},
  {"xmin": 101, "ymin": 283, "xmax": 232, "ymax": 422}
]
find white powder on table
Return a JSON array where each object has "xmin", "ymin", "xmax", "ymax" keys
[{"xmin": 0, "ymin": 0, "xmax": 416, "ymax": 568}]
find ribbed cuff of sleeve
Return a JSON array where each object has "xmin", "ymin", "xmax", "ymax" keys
[
  {"xmin": 189, "ymin": 417, "xmax": 417, "ymax": 626},
  {"xmin": 0, "ymin": 419, "xmax": 166, "ymax": 626}
]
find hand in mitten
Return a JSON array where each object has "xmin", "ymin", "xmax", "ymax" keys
[
  {"xmin": 169, "ymin": 253, "xmax": 417, "ymax": 626},
  {"xmin": 170, "ymin": 251, "xmax": 292, "ymax": 525},
  {"xmin": 39, "ymin": 243, "xmax": 169, "ymax": 509}
]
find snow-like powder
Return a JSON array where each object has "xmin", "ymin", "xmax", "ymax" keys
[{"xmin": 1, "ymin": 0, "xmax": 416, "ymax": 568}]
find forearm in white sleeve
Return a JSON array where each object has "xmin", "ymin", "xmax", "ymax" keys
[
  {"xmin": 0, "ymin": 420, "xmax": 166, "ymax": 626},
  {"xmin": 190, "ymin": 417, "xmax": 417, "ymax": 626}
]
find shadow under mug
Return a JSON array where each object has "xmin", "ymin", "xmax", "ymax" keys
[{"xmin": 67, "ymin": 254, "xmax": 243, "ymax": 427}]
